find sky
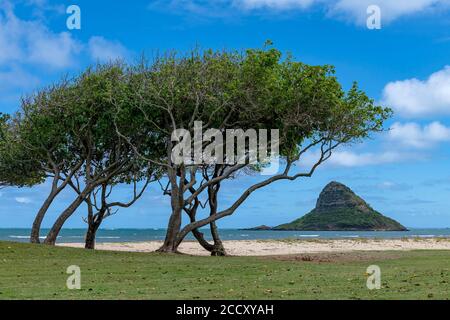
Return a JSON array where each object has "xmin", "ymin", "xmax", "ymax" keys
[{"xmin": 0, "ymin": 0, "xmax": 450, "ymax": 229}]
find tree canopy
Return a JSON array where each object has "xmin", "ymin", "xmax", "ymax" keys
[
  {"xmin": 0, "ymin": 44, "xmax": 392, "ymax": 252},
  {"xmin": 112, "ymin": 45, "xmax": 391, "ymax": 252}
]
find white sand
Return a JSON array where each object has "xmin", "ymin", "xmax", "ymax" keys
[{"xmin": 58, "ymin": 238, "xmax": 450, "ymax": 256}]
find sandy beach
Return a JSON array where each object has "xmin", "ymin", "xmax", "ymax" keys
[{"xmin": 58, "ymin": 238, "xmax": 450, "ymax": 256}]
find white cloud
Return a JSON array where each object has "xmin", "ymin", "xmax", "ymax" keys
[
  {"xmin": 300, "ymin": 149, "xmax": 416, "ymax": 168},
  {"xmin": 28, "ymin": 31, "xmax": 80, "ymax": 68},
  {"xmin": 297, "ymin": 121, "xmax": 450, "ymax": 168},
  {"xmin": 0, "ymin": 66, "xmax": 40, "ymax": 90},
  {"xmin": 388, "ymin": 121, "xmax": 450, "ymax": 148},
  {"xmin": 24, "ymin": 0, "xmax": 66, "ymax": 15},
  {"xmin": 331, "ymin": 0, "xmax": 449, "ymax": 24},
  {"xmin": 234, "ymin": 0, "xmax": 316, "ymax": 10},
  {"xmin": 0, "ymin": 4, "xmax": 81, "ymax": 69},
  {"xmin": 88, "ymin": 36, "xmax": 130, "ymax": 63},
  {"xmin": 15, "ymin": 197, "xmax": 32, "ymax": 204},
  {"xmin": 326, "ymin": 150, "xmax": 413, "ymax": 167},
  {"xmin": 382, "ymin": 66, "xmax": 450, "ymax": 117},
  {"xmin": 0, "ymin": 3, "xmax": 131, "ymax": 109},
  {"xmin": 151, "ymin": 0, "xmax": 450, "ymax": 23}
]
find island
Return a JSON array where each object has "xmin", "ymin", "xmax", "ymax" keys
[{"xmin": 247, "ymin": 181, "xmax": 408, "ymax": 231}]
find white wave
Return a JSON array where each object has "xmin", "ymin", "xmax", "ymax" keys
[
  {"xmin": 9, "ymin": 235, "xmax": 58, "ymax": 240},
  {"xmin": 297, "ymin": 235, "xmax": 320, "ymax": 238}
]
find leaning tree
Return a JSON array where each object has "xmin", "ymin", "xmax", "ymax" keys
[
  {"xmin": 117, "ymin": 45, "xmax": 392, "ymax": 253},
  {"xmin": 8, "ymin": 83, "xmax": 89, "ymax": 243},
  {"xmin": 43, "ymin": 63, "xmax": 165, "ymax": 245},
  {"xmin": 1, "ymin": 109, "xmax": 71, "ymax": 244},
  {"xmin": 68, "ymin": 163, "xmax": 162, "ymax": 249},
  {"xmin": 3, "ymin": 62, "xmax": 164, "ymax": 246}
]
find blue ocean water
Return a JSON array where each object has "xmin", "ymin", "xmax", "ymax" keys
[{"xmin": 1, "ymin": 228, "xmax": 450, "ymax": 243}]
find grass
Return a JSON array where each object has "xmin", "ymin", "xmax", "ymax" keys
[{"xmin": 0, "ymin": 241, "xmax": 449, "ymax": 300}]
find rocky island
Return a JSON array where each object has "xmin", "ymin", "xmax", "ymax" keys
[{"xmin": 249, "ymin": 182, "xmax": 408, "ymax": 231}]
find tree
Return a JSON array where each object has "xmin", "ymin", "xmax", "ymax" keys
[
  {"xmin": 1, "ymin": 106, "xmax": 78, "ymax": 244},
  {"xmin": 117, "ymin": 45, "xmax": 392, "ymax": 253},
  {"xmin": 166, "ymin": 165, "xmax": 228, "ymax": 255},
  {"xmin": 0, "ymin": 113, "xmax": 11, "ymax": 189},
  {"xmin": 68, "ymin": 166, "xmax": 160, "ymax": 249},
  {"xmin": 42, "ymin": 63, "xmax": 165, "ymax": 245},
  {"xmin": 13, "ymin": 84, "xmax": 87, "ymax": 243}
]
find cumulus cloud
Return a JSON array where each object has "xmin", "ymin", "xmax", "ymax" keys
[
  {"xmin": 0, "ymin": 3, "xmax": 131, "ymax": 109},
  {"xmin": 382, "ymin": 66, "xmax": 450, "ymax": 117},
  {"xmin": 298, "ymin": 121, "xmax": 450, "ymax": 168},
  {"xmin": 388, "ymin": 121, "xmax": 450, "ymax": 148},
  {"xmin": 88, "ymin": 36, "xmax": 131, "ymax": 63},
  {"xmin": 0, "ymin": 4, "xmax": 81, "ymax": 68}
]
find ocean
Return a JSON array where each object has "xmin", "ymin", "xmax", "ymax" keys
[{"xmin": 1, "ymin": 228, "xmax": 450, "ymax": 243}]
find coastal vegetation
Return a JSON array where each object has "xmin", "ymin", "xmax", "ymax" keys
[{"xmin": 0, "ymin": 43, "xmax": 391, "ymax": 254}]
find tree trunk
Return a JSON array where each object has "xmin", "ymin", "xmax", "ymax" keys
[
  {"xmin": 44, "ymin": 192, "xmax": 87, "ymax": 245},
  {"xmin": 181, "ymin": 177, "xmax": 227, "ymax": 256},
  {"xmin": 85, "ymin": 223, "xmax": 99, "ymax": 249},
  {"xmin": 158, "ymin": 167, "xmax": 184, "ymax": 253},
  {"xmin": 190, "ymin": 223, "xmax": 227, "ymax": 256},
  {"xmin": 210, "ymin": 221, "xmax": 226, "ymax": 256},
  {"xmin": 31, "ymin": 162, "xmax": 84, "ymax": 244},
  {"xmin": 189, "ymin": 211, "xmax": 226, "ymax": 256},
  {"xmin": 30, "ymin": 191, "xmax": 58, "ymax": 244},
  {"xmin": 30, "ymin": 174, "xmax": 64, "ymax": 244},
  {"xmin": 157, "ymin": 206, "xmax": 182, "ymax": 253},
  {"xmin": 208, "ymin": 183, "xmax": 226, "ymax": 256},
  {"xmin": 192, "ymin": 227, "xmax": 215, "ymax": 252}
]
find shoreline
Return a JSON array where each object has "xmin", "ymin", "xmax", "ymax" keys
[{"xmin": 58, "ymin": 238, "xmax": 450, "ymax": 256}]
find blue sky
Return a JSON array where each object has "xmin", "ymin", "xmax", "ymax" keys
[{"xmin": 1, "ymin": 0, "xmax": 450, "ymax": 229}]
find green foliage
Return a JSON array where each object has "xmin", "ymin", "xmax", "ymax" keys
[
  {"xmin": 2, "ymin": 63, "xmax": 165, "ymax": 190},
  {"xmin": 275, "ymin": 208, "xmax": 407, "ymax": 231},
  {"xmin": 2, "ymin": 44, "xmax": 391, "ymax": 189},
  {"xmin": 1, "ymin": 44, "xmax": 392, "ymax": 239},
  {"xmin": 0, "ymin": 113, "xmax": 43, "ymax": 187},
  {"xmin": 132, "ymin": 44, "xmax": 391, "ymax": 164}
]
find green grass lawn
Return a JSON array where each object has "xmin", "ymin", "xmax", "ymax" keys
[{"xmin": 0, "ymin": 241, "xmax": 448, "ymax": 300}]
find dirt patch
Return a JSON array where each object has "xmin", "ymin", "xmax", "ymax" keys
[{"xmin": 264, "ymin": 251, "xmax": 405, "ymax": 263}]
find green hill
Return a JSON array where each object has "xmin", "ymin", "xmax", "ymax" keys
[{"xmin": 274, "ymin": 182, "xmax": 407, "ymax": 231}]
